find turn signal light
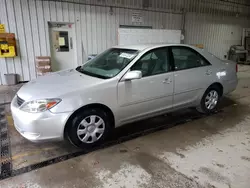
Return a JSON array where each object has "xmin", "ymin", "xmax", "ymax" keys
[{"xmin": 46, "ymin": 101, "xmax": 58, "ymax": 109}]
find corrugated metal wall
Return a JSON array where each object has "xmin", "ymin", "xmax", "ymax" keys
[
  {"xmin": 0, "ymin": 0, "xmax": 182, "ymax": 84},
  {"xmin": 185, "ymin": 12, "xmax": 250, "ymax": 59},
  {"xmin": 0, "ymin": 0, "xmax": 249, "ymax": 84}
]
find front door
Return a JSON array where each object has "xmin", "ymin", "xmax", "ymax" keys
[
  {"xmin": 49, "ymin": 23, "xmax": 76, "ymax": 71},
  {"xmin": 117, "ymin": 47, "xmax": 174, "ymax": 124}
]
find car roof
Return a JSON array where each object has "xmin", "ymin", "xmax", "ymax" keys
[{"xmin": 113, "ymin": 43, "xmax": 197, "ymax": 51}]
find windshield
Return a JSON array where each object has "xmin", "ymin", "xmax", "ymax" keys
[{"xmin": 77, "ymin": 48, "xmax": 139, "ymax": 79}]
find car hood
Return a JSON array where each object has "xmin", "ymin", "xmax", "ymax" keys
[{"xmin": 17, "ymin": 69, "xmax": 102, "ymax": 101}]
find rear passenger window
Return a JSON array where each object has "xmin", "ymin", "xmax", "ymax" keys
[{"xmin": 171, "ymin": 47, "xmax": 210, "ymax": 71}]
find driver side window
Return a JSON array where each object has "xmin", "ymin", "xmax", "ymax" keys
[{"xmin": 130, "ymin": 48, "xmax": 169, "ymax": 77}]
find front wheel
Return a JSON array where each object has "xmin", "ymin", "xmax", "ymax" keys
[
  {"xmin": 67, "ymin": 108, "xmax": 112, "ymax": 149},
  {"xmin": 196, "ymin": 87, "xmax": 221, "ymax": 114}
]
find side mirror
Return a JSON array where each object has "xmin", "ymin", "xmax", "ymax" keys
[{"xmin": 121, "ymin": 70, "xmax": 142, "ymax": 81}]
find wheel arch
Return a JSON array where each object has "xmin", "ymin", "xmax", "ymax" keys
[
  {"xmin": 64, "ymin": 103, "xmax": 115, "ymax": 139},
  {"xmin": 208, "ymin": 82, "xmax": 224, "ymax": 96}
]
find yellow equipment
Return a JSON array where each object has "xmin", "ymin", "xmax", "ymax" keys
[{"xmin": 0, "ymin": 33, "xmax": 17, "ymax": 58}]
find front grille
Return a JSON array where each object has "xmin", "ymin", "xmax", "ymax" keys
[{"xmin": 16, "ymin": 95, "xmax": 25, "ymax": 106}]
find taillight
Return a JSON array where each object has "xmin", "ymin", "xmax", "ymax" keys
[{"xmin": 236, "ymin": 64, "xmax": 238, "ymax": 72}]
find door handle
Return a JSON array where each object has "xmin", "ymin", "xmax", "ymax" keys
[
  {"xmin": 205, "ymin": 70, "xmax": 212, "ymax": 75},
  {"xmin": 163, "ymin": 77, "xmax": 172, "ymax": 84}
]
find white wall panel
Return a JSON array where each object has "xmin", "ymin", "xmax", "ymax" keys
[
  {"xmin": 96, "ymin": 6, "xmax": 102, "ymax": 54},
  {"xmin": 36, "ymin": 0, "xmax": 47, "ymax": 56},
  {"xmin": 185, "ymin": 12, "xmax": 250, "ymax": 59},
  {"xmin": 29, "ymin": 0, "xmax": 41, "ymax": 63},
  {"xmin": 85, "ymin": 5, "xmax": 92, "ymax": 55},
  {"xmin": 62, "ymin": 2, "xmax": 69, "ymax": 22},
  {"xmin": 74, "ymin": 0, "xmax": 83, "ymax": 65},
  {"xmin": 56, "ymin": 1, "xmax": 63, "ymax": 22},
  {"xmin": 68, "ymin": 1, "xmax": 75, "ymax": 23},
  {"xmin": 106, "ymin": 7, "xmax": 113, "ymax": 49},
  {"xmin": 49, "ymin": 1, "xmax": 56, "ymax": 21},
  {"xmin": 80, "ymin": 4, "xmax": 88, "ymax": 61},
  {"xmin": 110, "ymin": 8, "xmax": 117, "ymax": 47},
  {"xmin": 91, "ymin": 6, "xmax": 98, "ymax": 55},
  {"xmin": 118, "ymin": 29, "xmax": 182, "ymax": 45},
  {"xmin": 4, "ymin": 0, "xmax": 15, "ymax": 76},
  {"xmin": 22, "ymin": 0, "xmax": 37, "ymax": 80},
  {"xmin": 42, "ymin": 0, "xmax": 51, "ymax": 56},
  {"xmin": 100, "ymin": 6, "xmax": 108, "ymax": 52},
  {"xmin": 14, "ymin": 0, "xmax": 30, "ymax": 81}
]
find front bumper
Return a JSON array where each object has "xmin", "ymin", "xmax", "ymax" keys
[{"xmin": 11, "ymin": 96, "xmax": 72, "ymax": 142}]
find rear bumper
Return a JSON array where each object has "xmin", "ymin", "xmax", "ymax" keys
[
  {"xmin": 11, "ymin": 96, "xmax": 72, "ymax": 142},
  {"xmin": 223, "ymin": 79, "xmax": 238, "ymax": 95}
]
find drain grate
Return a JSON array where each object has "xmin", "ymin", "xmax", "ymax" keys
[
  {"xmin": 0, "ymin": 108, "xmax": 220, "ymax": 181},
  {"xmin": 0, "ymin": 107, "xmax": 12, "ymax": 179}
]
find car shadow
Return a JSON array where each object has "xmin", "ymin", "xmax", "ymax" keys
[{"xmin": 109, "ymin": 96, "xmax": 236, "ymax": 142}]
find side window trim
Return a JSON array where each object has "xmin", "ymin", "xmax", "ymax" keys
[
  {"xmin": 170, "ymin": 46, "xmax": 211, "ymax": 72},
  {"xmin": 129, "ymin": 47, "xmax": 171, "ymax": 78},
  {"xmin": 168, "ymin": 47, "xmax": 175, "ymax": 72}
]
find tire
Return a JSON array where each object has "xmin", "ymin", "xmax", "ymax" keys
[
  {"xmin": 67, "ymin": 108, "xmax": 112, "ymax": 149},
  {"xmin": 196, "ymin": 86, "xmax": 221, "ymax": 114}
]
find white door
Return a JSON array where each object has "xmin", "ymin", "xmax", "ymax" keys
[
  {"xmin": 117, "ymin": 47, "xmax": 174, "ymax": 124},
  {"xmin": 49, "ymin": 23, "xmax": 76, "ymax": 71}
]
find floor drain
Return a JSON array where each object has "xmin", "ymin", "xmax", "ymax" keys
[{"xmin": 0, "ymin": 107, "xmax": 12, "ymax": 180}]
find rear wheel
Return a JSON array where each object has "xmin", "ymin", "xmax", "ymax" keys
[
  {"xmin": 67, "ymin": 108, "xmax": 112, "ymax": 149},
  {"xmin": 197, "ymin": 86, "xmax": 221, "ymax": 114}
]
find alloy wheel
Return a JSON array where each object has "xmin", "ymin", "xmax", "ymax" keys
[{"xmin": 205, "ymin": 90, "xmax": 219, "ymax": 110}]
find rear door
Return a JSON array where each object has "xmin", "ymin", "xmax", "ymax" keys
[{"xmin": 170, "ymin": 46, "xmax": 213, "ymax": 108}]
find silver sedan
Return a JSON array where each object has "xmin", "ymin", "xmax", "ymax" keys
[{"xmin": 11, "ymin": 44, "xmax": 238, "ymax": 148}]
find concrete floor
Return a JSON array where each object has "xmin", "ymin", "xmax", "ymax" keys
[
  {"xmin": 0, "ymin": 84, "xmax": 23, "ymax": 104},
  {"xmin": 1, "ymin": 65, "xmax": 250, "ymax": 188}
]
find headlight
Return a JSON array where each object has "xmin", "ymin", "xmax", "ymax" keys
[{"xmin": 20, "ymin": 99, "xmax": 61, "ymax": 113}]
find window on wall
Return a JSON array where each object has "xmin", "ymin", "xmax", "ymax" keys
[
  {"xmin": 58, "ymin": 31, "xmax": 69, "ymax": 52},
  {"xmin": 131, "ymin": 48, "xmax": 170, "ymax": 77},
  {"xmin": 171, "ymin": 47, "xmax": 210, "ymax": 71}
]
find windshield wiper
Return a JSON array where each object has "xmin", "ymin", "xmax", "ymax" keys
[
  {"xmin": 76, "ymin": 66, "xmax": 81, "ymax": 71},
  {"xmin": 76, "ymin": 67, "xmax": 109, "ymax": 79}
]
